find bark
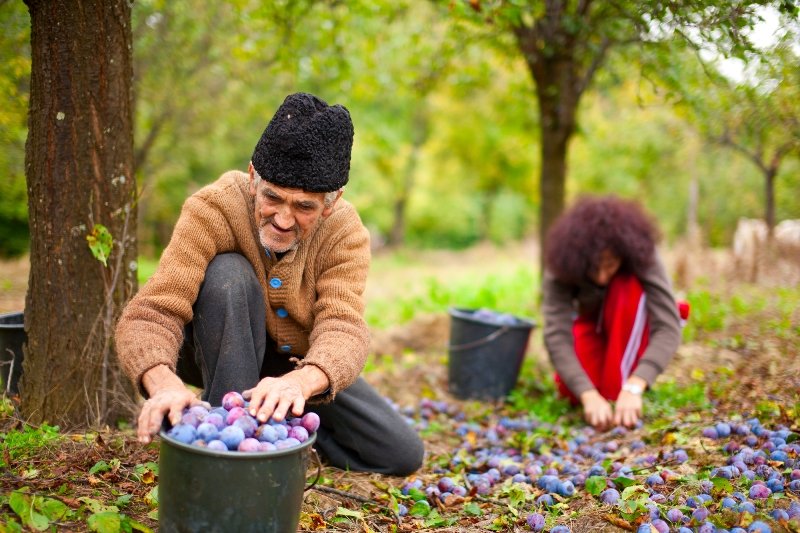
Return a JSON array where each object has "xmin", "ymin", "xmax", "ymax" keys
[
  {"xmin": 22, "ymin": 0, "xmax": 137, "ymax": 427},
  {"xmin": 765, "ymin": 169, "xmax": 776, "ymax": 235}
]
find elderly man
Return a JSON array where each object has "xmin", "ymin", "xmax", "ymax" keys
[{"xmin": 115, "ymin": 92, "xmax": 424, "ymax": 475}]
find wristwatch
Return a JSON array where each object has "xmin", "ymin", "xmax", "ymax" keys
[{"xmin": 622, "ymin": 383, "xmax": 644, "ymax": 395}]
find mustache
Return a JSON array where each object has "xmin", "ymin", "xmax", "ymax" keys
[{"xmin": 261, "ymin": 215, "xmax": 300, "ymax": 236}]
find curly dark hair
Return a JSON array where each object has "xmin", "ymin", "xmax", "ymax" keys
[{"xmin": 544, "ymin": 195, "xmax": 660, "ymax": 285}]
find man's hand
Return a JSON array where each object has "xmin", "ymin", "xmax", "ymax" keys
[
  {"xmin": 580, "ymin": 389, "xmax": 613, "ymax": 430},
  {"xmin": 613, "ymin": 376, "xmax": 647, "ymax": 428},
  {"xmin": 138, "ymin": 386, "xmax": 204, "ymax": 444},
  {"xmin": 138, "ymin": 364, "xmax": 204, "ymax": 444},
  {"xmin": 244, "ymin": 365, "xmax": 329, "ymax": 423}
]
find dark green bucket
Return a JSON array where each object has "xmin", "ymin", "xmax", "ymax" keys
[
  {"xmin": 447, "ymin": 307, "xmax": 536, "ymax": 401},
  {"xmin": 158, "ymin": 430, "xmax": 316, "ymax": 533}
]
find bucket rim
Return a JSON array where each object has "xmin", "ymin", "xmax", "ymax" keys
[
  {"xmin": 159, "ymin": 429, "xmax": 316, "ymax": 459},
  {"xmin": 448, "ymin": 307, "xmax": 536, "ymax": 329},
  {"xmin": 0, "ymin": 311, "xmax": 24, "ymax": 328}
]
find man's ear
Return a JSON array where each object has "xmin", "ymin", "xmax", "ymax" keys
[
  {"xmin": 321, "ymin": 190, "xmax": 344, "ymax": 218},
  {"xmin": 247, "ymin": 162, "xmax": 256, "ymax": 195}
]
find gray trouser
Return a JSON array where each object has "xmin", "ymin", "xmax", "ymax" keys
[{"xmin": 177, "ymin": 253, "xmax": 424, "ymax": 476}]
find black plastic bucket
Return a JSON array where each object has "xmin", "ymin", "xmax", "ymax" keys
[
  {"xmin": 447, "ymin": 307, "xmax": 536, "ymax": 401},
  {"xmin": 158, "ymin": 430, "xmax": 316, "ymax": 532},
  {"xmin": 0, "ymin": 311, "xmax": 25, "ymax": 395}
]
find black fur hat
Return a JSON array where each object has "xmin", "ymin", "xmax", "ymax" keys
[{"xmin": 251, "ymin": 93, "xmax": 354, "ymax": 192}]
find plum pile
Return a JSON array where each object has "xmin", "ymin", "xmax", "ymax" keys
[
  {"xmin": 163, "ymin": 391, "xmax": 320, "ymax": 453},
  {"xmin": 392, "ymin": 399, "xmax": 799, "ymax": 533},
  {"xmin": 470, "ymin": 307, "xmax": 521, "ymax": 326}
]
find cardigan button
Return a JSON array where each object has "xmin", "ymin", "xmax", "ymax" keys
[
  {"xmin": 269, "ymin": 277, "xmax": 282, "ymax": 289},
  {"xmin": 276, "ymin": 308, "xmax": 288, "ymax": 318},
  {"xmin": 280, "ymin": 345, "xmax": 291, "ymax": 352}
]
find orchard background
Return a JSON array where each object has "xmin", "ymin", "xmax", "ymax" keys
[{"xmin": 1, "ymin": 0, "xmax": 800, "ymax": 531}]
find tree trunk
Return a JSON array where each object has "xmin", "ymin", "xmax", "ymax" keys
[
  {"xmin": 22, "ymin": 0, "xmax": 137, "ymax": 428},
  {"xmin": 764, "ymin": 169, "xmax": 776, "ymax": 236},
  {"xmin": 513, "ymin": 17, "xmax": 586, "ymax": 274},
  {"xmin": 387, "ymin": 108, "xmax": 429, "ymax": 247}
]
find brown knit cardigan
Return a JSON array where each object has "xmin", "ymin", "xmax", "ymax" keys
[{"xmin": 115, "ymin": 170, "xmax": 371, "ymax": 401}]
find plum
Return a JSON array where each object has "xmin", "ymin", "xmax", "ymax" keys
[
  {"xmin": 226, "ymin": 406, "xmax": 247, "ymax": 425},
  {"xmin": 651, "ymin": 520, "xmax": 669, "ymax": 533},
  {"xmin": 666, "ymin": 508, "xmax": 685, "ymax": 523},
  {"xmin": 219, "ymin": 425, "xmax": 245, "ymax": 450},
  {"xmin": 196, "ymin": 422, "xmax": 219, "ymax": 442},
  {"xmin": 692, "ymin": 507, "xmax": 709, "ymax": 522},
  {"xmin": 749, "ymin": 484, "xmax": 772, "ymax": 499},
  {"xmin": 557, "ymin": 480, "xmax": 575, "ymax": 497},
  {"xmin": 205, "ymin": 412, "xmax": 226, "ymax": 431},
  {"xmin": 526, "ymin": 512, "xmax": 545, "ymax": 531},
  {"xmin": 301, "ymin": 412, "xmax": 320, "ymax": 433},
  {"xmin": 536, "ymin": 494, "xmax": 555, "ymax": 508},
  {"xmin": 221, "ymin": 391, "xmax": 245, "ymax": 411},
  {"xmin": 207, "ymin": 440, "xmax": 227, "ymax": 451},
  {"xmin": 289, "ymin": 425, "xmax": 309, "ymax": 443},
  {"xmin": 237, "ymin": 437, "xmax": 261, "ymax": 452},
  {"xmin": 645, "ymin": 473, "xmax": 663, "ymax": 486},
  {"xmin": 600, "ymin": 488, "xmax": 620, "ymax": 505},
  {"xmin": 167, "ymin": 423, "xmax": 196, "ymax": 444},
  {"xmin": 747, "ymin": 522, "xmax": 771, "ymax": 533}
]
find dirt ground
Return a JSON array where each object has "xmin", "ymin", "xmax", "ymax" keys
[{"xmin": 2, "ymin": 242, "xmax": 799, "ymax": 532}]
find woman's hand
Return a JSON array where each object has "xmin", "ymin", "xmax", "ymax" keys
[
  {"xmin": 580, "ymin": 389, "xmax": 613, "ymax": 430},
  {"xmin": 613, "ymin": 377, "xmax": 647, "ymax": 428}
]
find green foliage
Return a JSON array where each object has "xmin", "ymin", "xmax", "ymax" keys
[
  {"xmin": 0, "ymin": 3, "xmax": 31, "ymax": 257},
  {"xmin": 365, "ymin": 259, "xmax": 538, "ymax": 329},
  {"xmin": 508, "ymin": 360, "xmax": 573, "ymax": 424},
  {"xmin": 8, "ymin": 488, "xmax": 73, "ymax": 531},
  {"xmin": 0, "ymin": 423, "xmax": 61, "ymax": 469},
  {"xmin": 645, "ymin": 378, "xmax": 710, "ymax": 418},
  {"xmin": 136, "ymin": 257, "xmax": 159, "ymax": 286}
]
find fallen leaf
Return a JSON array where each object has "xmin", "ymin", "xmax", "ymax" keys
[{"xmin": 605, "ymin": 514, "xmax": 634, "ymax": 530}]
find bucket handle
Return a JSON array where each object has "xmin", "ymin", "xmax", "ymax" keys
[
  {"xmin": 448, "ymin": 326, "xmax": 511, "ymax": 352},
  {"xmin": 304, "ymin": 447, "xmax": 322, "ymax": 492}
]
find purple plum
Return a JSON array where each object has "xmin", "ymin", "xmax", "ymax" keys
[
  {"xmin": 221, "ymin": 391, "xmax": 245, "ymax": 411},
  {"xmin": 526, "ymin": 512, "xmax": 545, "ymax": 531},
  {"xmin": 301, "ymin": 412, "xmax": 320, "ymax": 433}
]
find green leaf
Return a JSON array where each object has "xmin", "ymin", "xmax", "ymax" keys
[
  {"xmin": 334, "ymin": 507, "xmax": 363, "ymax": 519},
  {"xmin": 613, "ymin": 476, "xmax": 638, "ymax": 490},
  {"xmin": 409, "ymin": 500, "xmax": 431, "ymax": 517},
  {"xmin": 9, "ymin": 491, "xmax": 50, "ymax": 532},
  {"xmin": 621, "ymin": 485, "xmax": 648, "ymax": 500},
  {"xmin": 114, "ymin": 494, "xmax": 133, "ymax": 508},
  {"xmin": 37, "ymin": 497, "xmax": 69, "ymax": 521},
  {"xmin": 464, "ymin": 501, "xmax": 482, "ymax": 516},
  {"xmin": 407, "ymin": 487, "xmax": 427, "ymax": 501},
  {"xmin": 710, "ymin": 477, "xmax": 734, "ymax": 493},
  {"xmin": 90, "ymin": 461, "xmax": 111, "ymax": 475},
  {"xmin": 126, "ymin": 517, "xmax": 154, "ymax": 533},
  {"xmin": 79, "ymin": 497, "xmax": 119, "ymax": 514},
  {"xmin": 585, "ymin": 476, "xmax": 607, "ymax": 496},
  {"xmin": 87, "ymin": 511, "xmax": 122, "ymax": 533},
  {"xmin": 423, "ymin": 509, "xmax": 456, "ymax": 527},
  {"xmin": 86, "ymin": 224, "xmax": 113, "ymax": 267},
  {"xmin": 144, "ymin": 486, "xmax": 158, "ymax": 508}
]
